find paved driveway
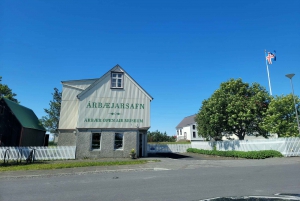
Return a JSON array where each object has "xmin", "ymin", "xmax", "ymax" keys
[
  {"xmin": 1, "ymin": 156, "xmax": 300, "ymax": 201},
  {"xmin": 147, "ymin": 152, "xmax": 244, "ymax": 160},
  {"xmin": 1, "ymin": 154, "xmax": 299, "ymax": 180}
]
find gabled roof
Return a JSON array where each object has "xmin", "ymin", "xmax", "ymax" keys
[
  {"xmin": 2, "ymin": 98, "xmax": 46, "ymax": 131},
  {"xmin": 176, "ymin": 114, "xmax": 196, "ymax": 129},
  {"xmin": 76, "ymin": 64, "xmax": 153, "ymax": 100}
]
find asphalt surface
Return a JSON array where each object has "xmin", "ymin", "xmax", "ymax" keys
[
  {"xmin": 0, "ymin": 153, "xmax": 299, "ymax": 179},
  {"xmin": 1, "ymin": 153, "xmax": 300, "ymax": 201}
]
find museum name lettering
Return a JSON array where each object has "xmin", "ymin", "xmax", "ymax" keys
[
  {"xmin": 84, "ymin": 118, "xmax": 143, "ymax": 123},
  {"xmin": 86, "ymin": 102, "xmax": 144, "ymax": 109}
]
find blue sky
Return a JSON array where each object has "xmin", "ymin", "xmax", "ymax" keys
[{"xmin": 1, "ymin": 0, "xmax": 299, "ymax": 136}]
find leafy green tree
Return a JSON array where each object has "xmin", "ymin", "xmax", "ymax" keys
[
  {"xmin": 195, "ymin": 94, "xmax": 227, "ymax": 141},
  {"xmin": 260, "ymin": 94, "xmax": 300, "ymax": 137},
  {"xmin": 147, "ymin": 130, "xmax": 175, "ymax": 142},
  {"xmin": 40, "ymin": 88, "xmax": 62, "ymax": 137},
  {"xmin": 196, "ymin": 78, "xmax": 271, "ymax": 140},
  {"xmin": 0, "ymin": 76, "xmax": 18, "ymax": 103}
]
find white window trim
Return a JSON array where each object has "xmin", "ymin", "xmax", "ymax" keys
[
  {"xmin": 114, "ymin": 133, "xmax": 124, "ymax": 150},
  {"xmin": 111, "ymin": 72, "xmax": 124, "ymax": 89},
  {"xmin": 91, "ymin": 133, "xmax": 101, "ymax": 150}
]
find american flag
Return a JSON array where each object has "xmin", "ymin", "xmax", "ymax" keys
[{"xmin": 266, "ymin": 52, "xmax": 276, "ymax": 64}]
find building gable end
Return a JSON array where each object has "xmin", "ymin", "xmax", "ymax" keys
[{"xmin": 77, "ymin": 64, "xmax": 153, "ymax": 101}]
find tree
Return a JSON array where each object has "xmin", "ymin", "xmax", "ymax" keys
[
  {"xmin": 195, "ymin": 95, "xmax": 227, "ymax": 141},
  {"xmin": 0, "ymin": 76, "xmax": 18, "ymax": 103},
  {"xmin": 260, "ymin": 94, "xmax": 300, "ymax": 137},
  {"xmin": 196, "ymin": 78, "xmax": 271, "ymax": 140},
  {"xmin": 147, "ymin": 130, "xmax": 175, "ymax": 142},
  {"xmin": 40, "ymin": 88, "xmax": 62, "ymax": 137}
]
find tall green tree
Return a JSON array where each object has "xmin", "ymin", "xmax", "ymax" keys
[
  {"xmin": 195, "ymin": 93, "xmax": 227, "ymax": 141},
  {"xmin": 260, "ymin": 94, "xmax": 300, "ymax": 137},
  {"xmin": 196, "ymin": 78, "xmax": 271, "ymax": 140},
  {"xmin": 147, "ymin": 130, "xmax": 175, "ymax": 142},
  {"xmin": 40, "ymin": 88, "xmax": 61, "ymax": 136},
  {"xmin": 0, "ymin": 76, "xmax": 18, "ymax": 103}
]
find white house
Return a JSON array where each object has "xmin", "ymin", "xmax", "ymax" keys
[
  {"xmin": 58, "ymin": 64, "xmax": 153, "ymax": 158},
  {"xmin": 176, "ymin": 114, "xmax": 204, "ymax": 141}
]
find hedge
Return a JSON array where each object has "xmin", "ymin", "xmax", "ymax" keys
[{"xmin": 186, "ymin": 148, "xmax": 283, "ymax": 159}]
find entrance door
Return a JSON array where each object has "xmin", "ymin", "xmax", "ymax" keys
[{"xmin": 139, "ymin": 133, "xmax": 143, "ymax": 157}]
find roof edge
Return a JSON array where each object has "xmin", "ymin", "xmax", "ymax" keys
[{"xmin": 76, "ymin": 64, "xmax": 154, "ymax": 100}]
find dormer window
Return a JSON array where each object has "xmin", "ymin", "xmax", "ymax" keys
[{"xmin": 111, "ymin": 72, "xmax": 124, "ymax": 89}]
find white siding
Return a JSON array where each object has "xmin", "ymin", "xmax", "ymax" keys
[
  {"xmin": 182, "ymin": 126, "xmax": 191, "ymax": 141},
  {"xmin": 77, "ymin": 73, "xmax": 151, "ymax": 128},
  {"xmin": 63, "ymin": 79, "xmax": 97, "ymax": 91},
  {"xmin": 59, "ymin": 80, "xmax": 94, "ymax": 129},
  {"xmin": 177, "ymin": 124, "xmax": 204, "ymax": 141},
  {"xmin": 59, "ymin": 100, "xmax": 79, "ymax": 129},
  {"xmin": 59, "ymin": 66, "xmax": 152, "ymax": 130}
]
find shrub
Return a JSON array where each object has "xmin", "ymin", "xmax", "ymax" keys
[{"xmin": 186, "ymin": 148, "xmax": 283, "ymax": 159}]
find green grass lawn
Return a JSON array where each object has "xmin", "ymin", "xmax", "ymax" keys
[{"xmin": 0, "ymin": 159, "xmax": 159, "ymax": 172}]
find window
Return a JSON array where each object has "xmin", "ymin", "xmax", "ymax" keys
[
  {"xmin": 92, "ymin": 133, "xmax": 101, "ymax": 150},
  {"xmin": 114, "ymin": 133, "xmax": 123, "ymax": 149},
  {"xmin": 180, "ymin": 129, "xmax": 182, "ymax": 135},
  {"xmin": 193, "ymin": 132, "xmax": 196, "ymax": 138},
  {"xmin": 193, "ymin": 125, "xmax": 196, "ymax": 130},
  {"xmin": 111, "ymin": 72, "xmax": 123, "ymax": 88}
]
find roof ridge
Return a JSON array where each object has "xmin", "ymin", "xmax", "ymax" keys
[
  {"xmin": 2, "ymin": 97, "xmax": 46, "ymax": 131},
  {"xmin": 2, "ymin": 97, "xmax": 32, "ymax": 111},
  {"xmin": 184, "ymin": 114, "xmax": 196, "ymax": 118},
  {"xmin": 76, "ymin": 64, "xmax": 153, "ymax": 100},
  {"xmin": 61, "ymin": 78, "xmax": 98, "ymax": 83}
]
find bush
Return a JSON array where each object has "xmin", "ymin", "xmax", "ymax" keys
[
  {"xmin": 186, "ymin": 148, "xmax": 283, "ymax": 159},
  {"xmin": 48, "ymin": 141, "xmax": 57, "ymax": 146}
]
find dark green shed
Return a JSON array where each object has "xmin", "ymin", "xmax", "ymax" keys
[{"xmin": 0, "ymin": 98, "xmax": 46, "ymax": 146}]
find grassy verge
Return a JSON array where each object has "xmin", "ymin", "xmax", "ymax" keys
[
  {"xmin": 187, "ymin": 148, "xmax": 283, "ymax": 159},
  {"xmin": 0, "ymin": 160, "xmax": 159, "ymax": 172}
]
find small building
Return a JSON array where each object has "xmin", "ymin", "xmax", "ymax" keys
[
  {"xmin": 58, "ymin": 64, "xmax": 153, "ymax": 159},
  {"xmin": 176, "ymin": 114, "xmax": 204, "ymax": 141},
  {"xmin": 0, "ymin": 98, "xmax": 46, "ymax": 146}
]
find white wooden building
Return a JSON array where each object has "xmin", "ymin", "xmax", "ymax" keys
[
  {"xmin": 176, "ymin": 115, "xmax": 205, "ymax": 141},
  {"xmin": 58, "ymin": 64, "xmax": 153, "ymax": 158}
]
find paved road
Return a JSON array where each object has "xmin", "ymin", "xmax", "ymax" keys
[{"xmin": 0, "ymin": 155, "xmax": 300, "ymax": 201}]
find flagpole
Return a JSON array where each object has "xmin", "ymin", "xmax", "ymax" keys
[{"xmin": 265, "ymin": 50, "xmax": 273, "ymax": 96}]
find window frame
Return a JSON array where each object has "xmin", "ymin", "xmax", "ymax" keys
[
  {"xmin": 111, "ymin": 72, "xmax": 124, "ymax": 89},
  {"xmin": 91, "ymin": 133, "xmax": 101, "ymax": 150},
  {"xmin": 114, "ymin": 133, "xmax": 124, "ymax": 150}
]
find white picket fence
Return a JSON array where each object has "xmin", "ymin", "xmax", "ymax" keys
[
  {"xmin": 147, "ymin": 144, "xmax": 191, "ymax": 153},
  {"xmin": 191, "ymin": 138, "xmax": 300, "ymax": 157},
  {"xmin": 0, "ymin": 146, "xmax": 76, "ymax": 161}
]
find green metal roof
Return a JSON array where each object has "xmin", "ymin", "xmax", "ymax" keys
[{"xmin": 2, "ymin": 98, "xmax": 46, "ymax": 131}]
